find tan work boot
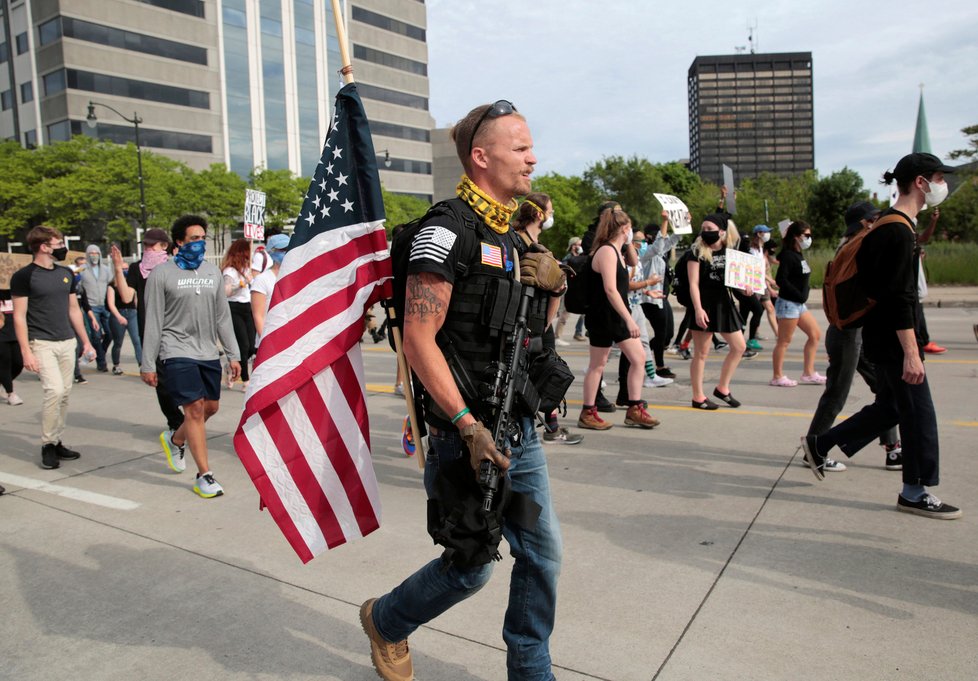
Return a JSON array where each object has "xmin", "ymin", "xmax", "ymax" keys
[
  {"xmin": 360, "ymin": 598, "xmax": 413, "ymax": 681},
  {"xmin": 578, "ymin": 406, "xmax": 613, "ymax": 430},
  {"xmin": 625, "ymin": 403, "xmax": 660, "ymax": 429}
]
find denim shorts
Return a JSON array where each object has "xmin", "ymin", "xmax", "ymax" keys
[
  {"xmin": 775, "ymin": 297, "xmax": 808, "ymax": 320},
  {"xmin": 162, "ymin": 357, "xmax": 222, "ymax": 405}
]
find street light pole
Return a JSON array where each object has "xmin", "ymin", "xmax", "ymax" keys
[{"xmin": 86, "ymin": 101, "xmax": 148, "ymax": 234}]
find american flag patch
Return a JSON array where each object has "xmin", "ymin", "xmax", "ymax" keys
[
  {"xmin": 481, "ymin": 243, "xmax": 503, "ymax": 268},
  {"xmin": 409, "ymin": 225, "xmax": 457, "ymax": 264}
]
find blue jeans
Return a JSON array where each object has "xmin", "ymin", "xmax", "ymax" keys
[
  {"xmin": 118, "ymin": 308, "xmax": 142, "ymax": 365},
  {"xmin": 372, "ymin": 416, "xmax": 562, "ymax": 680},
  {"xmin": 89, "ymin": 305, "xmax": 113, "ymax": 370},
  {"xmin": 818, "ymin": 361, "xmax": 939, "ymax": 486},
  {"xmin": 807, "ymin": 326, "xmax": 897, "ymax": 446}
]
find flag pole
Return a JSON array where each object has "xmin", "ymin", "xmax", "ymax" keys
[{"xmin": 331, "ymin": 0, "xmax": 425, "ymax": 468}]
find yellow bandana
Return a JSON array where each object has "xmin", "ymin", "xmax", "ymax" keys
[{"xmin": 456, "ymin": 175, "xmax": 517, "ymax": 234}]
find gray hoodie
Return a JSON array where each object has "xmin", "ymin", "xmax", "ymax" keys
[{"xmin": 140, "ymin": 259, "xmax": 239, "ymax": 372}]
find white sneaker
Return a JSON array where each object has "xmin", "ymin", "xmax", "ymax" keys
[
  {"xmin": 160, "ymin": 430, "xmax": 186, "ymax": 473},
  {"xmin": 555, "ymin": 338, "xmax": 570, "ymax": 347},
  {"xmin": 7, "ymin": 392, "xmax": 24, "ymax": 406},
  {"xmin": 648, "ymin": 376, "xmax": 674, "ymax": 388},
  {"xmin": 194, "ymin": 471, "xmax": 224, "ymax": 498}
]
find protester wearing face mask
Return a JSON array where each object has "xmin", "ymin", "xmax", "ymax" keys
[
  {"xmin": 250, "ymin": 232, "xmax": 290, "ymax": 344},
  {"xmin": 77, "ymin": 243, "xmax": 115, "ymax": 373},
  {"xmin": 801, "ymin": 152, "xmax": 961, "ymax": 520},
  {"xmin": 685, "ymin": 213, "xmax": 748, "ymax": 410},
  {"xmin": 740, "ymin": 225, "xmax": 778, "ymax": 350},
  {"xmin": 140, "ymin": 215, "xmax": 240, "ymax": 499},
  {"xmin": 770, "ymin": 220, "xmax": 825, "ymax": 387},
  {"xmin": 555, "ymin": 236, "xmax": 584, "ymax": 344},
  {"xmin": 110, "ymin": 229, "xmax": 185, "ymax": 439}
]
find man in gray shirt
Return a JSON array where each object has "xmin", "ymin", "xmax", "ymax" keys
[
  {"xmin": 78, "ymin": 243, "xmax": 115, "ymax": 372},
  {"xmin": 141, "ymin": 215, "xmax": 240, "ymax": 498}
]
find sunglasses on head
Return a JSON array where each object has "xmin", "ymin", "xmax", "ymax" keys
[{"xmin": 468, "ymin": 100, "xmax": 517, "ymax": 155}]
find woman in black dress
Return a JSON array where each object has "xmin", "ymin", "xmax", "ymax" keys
[
  {"xmin": 579, "ymin": 207, "xmax": 659, "ymax": 430},
  {"xmin": 687, "ymin": 213, "xmax": 748, "ymax": 410}
]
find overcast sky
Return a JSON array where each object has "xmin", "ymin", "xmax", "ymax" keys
[{"xmin": 425, "ymin": 0, "xmax": 977, "ymax": 195}]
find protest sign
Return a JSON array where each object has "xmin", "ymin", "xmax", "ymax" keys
[
  {"xmin": 777, "ymin": 219, "xmax": 792, "ymax": 238},
  {"xmin": 244, "ymin": 189, "xmax": 267, "ymax": 241},
  {"xmin": 0, "ymin": 251, "xmax": 86, "ymax": 289},
  {"xmin": 722, "ymin": 164, "xmax": 736, "ymax": 215},
  {"xmin": 724, "ymin": 248, "xmax": 766, "ymax": 293},
  {"xmin": 653, "ymin": 193, "xmax": 692, "ymax": 235}
]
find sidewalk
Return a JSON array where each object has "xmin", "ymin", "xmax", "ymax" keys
[{"xmin": 1, "ymin": 309, "xmax": 977, "ymax": 680}]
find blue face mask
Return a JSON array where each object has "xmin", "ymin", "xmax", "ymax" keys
[
  {"xmin": 269, "ymin": 249, "xmax": 286, "ymax": 264},
  {"xmin": 174, "ymin": 239, "xmax": 206, "ymax": 270},
  {"xmin": 637, "ymin": 242, "xmax": 648, "ymax": 257}
]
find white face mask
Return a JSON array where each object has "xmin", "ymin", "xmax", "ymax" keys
[
  {"xmin": 760, "ymin": 232, "xmax": 771, "ymax": 243},
  {"xmin": 921, "ymin": 178, "xmax": 949, "ymax": 207},
  {"xmin": 800, "ymin": 236, "xmax": 812, "ymax": 250},
  {"xmin": 541, "ymin": 215, "xmax": 554, "ymax": 230}
]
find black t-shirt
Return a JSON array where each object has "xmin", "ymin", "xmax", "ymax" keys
[
  {"xmin": 775, "ymin": 249, "xmax": 811, "ymax": 304},
  {"xmin": 407, "ymin": 215, "xmax": 520, "ymax": 282},
  {"xmin": 126, "ymin": 262, "xmax": 149, "ymax": 340},
  {"xmin": 0, "ymin": 290, "xmax": 14, "ymax": 343},
  {"xmin": 9, "ymin": 262, "xmax": 77, "ymax": 341}
]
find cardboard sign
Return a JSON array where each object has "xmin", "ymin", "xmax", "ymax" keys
[
  {"xmin": 724, "ymin": 248, "xmax": 766, "ymax": 294},
  {"xmin": 653, "ymin": 193, "xmax": 693, "ymax": 235},
  {"xmin": 722, "ymin": 164, "xmax": 736, "ymax": 215},
  {"xmin": 0, "ymin": 250, "xmax": 87, "ymax": 289},
  {"xmin": 777, "ymin": 219, "xmax": 792, "ymax": 238},
  {"xmin": 244, "ymin": 189, "xmax": 267, "ymax": 241}
]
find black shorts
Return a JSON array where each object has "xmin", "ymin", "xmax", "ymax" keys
[
  {"xmin": 162, "ymin": 358, "xmax": 222, "ymax": 405},
  {"xmin": 587, "ymin": 322, "xmax": 630, "ymax": 348}
]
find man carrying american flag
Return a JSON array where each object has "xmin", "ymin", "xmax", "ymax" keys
[
  {"xmin": 233, "ymin": 83, "xmax": 391, "ymax": 561},
  {"xmin": 360, "ymin": 101, "xmax": 563, "ymax": 681}
]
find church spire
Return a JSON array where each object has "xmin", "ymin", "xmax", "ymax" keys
[{"xmin": 912, "ymin": 84, "xmax": 933, "ymax": 154}]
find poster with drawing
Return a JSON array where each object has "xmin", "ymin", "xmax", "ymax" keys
[
  {"xmin": 724, "ymin": 248, "xmax": 766, "ymax": 293},
  {"xmin": 653, "ymin": 193, "xmax": 693, "ymax": 234}
]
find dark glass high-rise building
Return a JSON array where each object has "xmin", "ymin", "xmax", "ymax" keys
[{"xmin": 688, "ymin": 52, "xmax": 814, "ymax": 185}]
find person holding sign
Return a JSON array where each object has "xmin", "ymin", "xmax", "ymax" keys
[
  {"xmin": 686, "ymin": 214, "xmax": 748, "ymax": 410},
  {"xmin": 770, "ymin": 221, "xmax": 826, "ymax": 387}
]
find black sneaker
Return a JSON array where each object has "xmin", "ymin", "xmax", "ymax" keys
[
  {"xmin": 41, "ymin": 444, "xmax": 60, "ymax": 470},
  {"xmin": 800, "ymin": 434, "xmax": 825, "ymax": 481},
  {"xmin": 742, "ymin": 349, "xmax": 758, "ymax": 360},
  {"xmin": 677, "ymin": 347, "xmax": 691, "ymax": 360},
  {"xmin": 74, "ymin": 376, "xmax": 88, "ymax": 384},
  {"xmin": 897, "ymin": 494, "xmax": 962, "ymax": 519},
  {"xmin": 884, "ymin": 443, "xmax": 903, "ymax": 470},
  {"xmin": 55, "ymin": 442, "xmax": 81, "ymax": 460},
  {"xmin": 595, "ymin": 391, "xmax": 616, "ymax": 413},
  {"xmin": 656, "ymin": 367, "xmax": 677, "ymax": 379}
]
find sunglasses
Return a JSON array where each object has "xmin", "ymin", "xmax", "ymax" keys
[{"xmin": 468, "ymin": 100, "xmax": 517, "ymax": 155}]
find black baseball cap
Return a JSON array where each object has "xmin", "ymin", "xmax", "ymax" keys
[
  {"xmin": 844, "ymin": 201, "xmax": 881, "ymax": 236},
  {"xmin": 890, "ymin": 152, "xmax": 956, "ymax": 184},
  {"xmin": 142, "ymin": 228, "xmax": 171, "ymax": 248}
]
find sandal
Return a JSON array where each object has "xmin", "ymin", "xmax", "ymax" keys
[
  {"xmin": 691, "ymin": 398, "xmax": 719, "ymax": 410},
  {"xmin": 769, "ymin": 376, "xmax": 797, "ymax": 387},
  {"xmin": 712, "ymin": 388, "xmax": 741, "ymax": 408}
]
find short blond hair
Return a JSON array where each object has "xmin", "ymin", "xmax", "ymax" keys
[{"xmin": 450, "ymin": 103, "xmax": 526, "ymax": 173}]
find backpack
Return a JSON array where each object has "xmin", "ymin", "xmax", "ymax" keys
[
  {"xmin": 562, "ymin": 253, "xmax": 590, "ymax": 314},
  {"xmin": 671, "ymin": 249, "xmax": 695, "ymax": 308},
  {"xmin": 386, "ymin": 199, "xmax": 479, "ymax": 350},
  {"xmin": 822, "ymin": 213, "xmax": 911, "ymax": 330}
]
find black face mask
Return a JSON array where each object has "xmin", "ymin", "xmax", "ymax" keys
[
  {"xmin": 51, "ymin": 246, "xmax": 68, "ymax": 261},
  {"xmin": 700, "ymin": 231, "xmax": 722, "ymax": 246}
]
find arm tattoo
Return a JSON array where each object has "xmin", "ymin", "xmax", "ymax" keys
[{"xmin": 405, "ymin": 273, "xmax": 448, "ymax": 323}]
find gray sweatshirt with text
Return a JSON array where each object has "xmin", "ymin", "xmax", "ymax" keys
[{"xmin": 140, "ymin": 259, "xmax": 239, "ymax": 372}]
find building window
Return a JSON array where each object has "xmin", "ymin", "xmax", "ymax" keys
[
  {"xmin": 43, "ymin": 70, "xmax": 67, "ymax": 96},
  {"xmin": 370, "ymin": 120, "xmax": 430, "ymax": 143},
  {"xmin": 1, "ymin": 90, "xmax": 12, "ymax": 111},
  {"xmin": 136, "ymin": 0, "xmax": 205, "ymax": 18},
  {"xmin": 38, "ymin": 17, "xmax": 63, "ymax": 46},
  {"xmin": 20, "ymin": 81, "xmax": 32, "ymax": 103},
  {"xmin": 66, "ymin": 69, "xmax": 210, "ymax": 109},
  {"xmin": 57, "ymin": 17, "xmax": 207, "ymax": 65},
  {"xmin": 24, "ymin": 129, "xmax": 37, "ymax": 148},
  {"xmin": 0, "ymin": 42, "xmax": 7, "ymax": 63},
  {"xmin": 47, "ymin": 120, "xmax": 71, "ymax": 142},
  {"xmin": 15, "ymin": 32, "xmax": 29, "ymax": 55},
  {"xmin": 351, "ymin": 7, "xmax": 425, "ymax": 41},
  {"xmin": 356, "ymin": 82, "xmax": 427, "ymax": 110},
  {"xmin": 385, "ymin": 157, "xmax": 431, "ymax": 175},
  {"xmin": 73, "ymin": 120, "xmax": 212, "ymax": 153},
  {"xmin": 353, "ymin": 44, "xmax": 426, "ymax": 76}
]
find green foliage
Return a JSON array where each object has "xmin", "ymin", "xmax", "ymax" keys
[
  {"xmin": 805, "ymin": 168, "xmax": 867, "ymax": 240},
  {"xmin": 948, "ymin": 124, "xmax": 978, "ymax": 161},
  {"xmin": 249, "ymin": 168, "xmax": 305, "ymax": 229},
  {"xmin": 920, "ymin": 242, "xmax": 978, "ymax": 284},
  {"xmin": 729, "ymin": 171, "xmax": 816, "ymax": 235},
  {"xmin": 382, "ymin": 187, "xmax": 430, "ymax": 230},
  {"xmin": 532, "ymin": 172, "xmax": 597, "ymax": 254}
]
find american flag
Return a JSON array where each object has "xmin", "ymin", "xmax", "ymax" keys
[{"xmin": 233, "ymin": 83, "xmax": 391, "ymax": 563}]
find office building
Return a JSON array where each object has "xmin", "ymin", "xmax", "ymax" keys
[
  {"xmin": 0, "ymin": 0, "xmax": 432, "ymax": 198},
  {"xmin": 688, "ymin": 52, "xmax": 814, "ymax": 185}
]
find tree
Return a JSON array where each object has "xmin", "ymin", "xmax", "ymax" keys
[
  {"xmin": 733, "ymin": 171, "xmax": 816, "ymax": 235},
  {"xmin": 805, "ymin": 168, "xmax": 866, "ymax": 240},
  {"xmin": 531, "ymin": 172, "xmax": 597, "ymax": 254},
  {"xmin": 582, "ymin": 155, "xmax": 664, "ymax": 227},
  {"xmin": 0, "ymin": 141, "xmax": 39, "ymax": 239},
  {"xmin": 249, "ymin": 167, "xmax": 304, "ymax": 229},
  {"xmin": 381, "ymin": 188, "xmax": 429, "ymax": 231},
  {"xmin": 948, "ymin": 124, "xmax": 978, "ymax": 161}
]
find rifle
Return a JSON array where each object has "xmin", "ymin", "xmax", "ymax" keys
[{"xmin": 478, "ymin": 283, "xmax": 541, "ymax": 512}]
